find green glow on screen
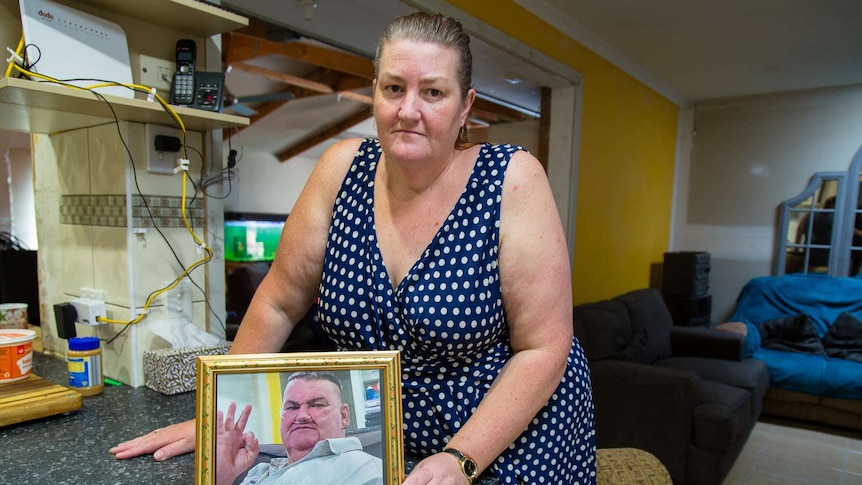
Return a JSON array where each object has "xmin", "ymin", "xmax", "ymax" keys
[{"xmin": 224, "ymin": 220, "xmax": 284, "ymax": 262}]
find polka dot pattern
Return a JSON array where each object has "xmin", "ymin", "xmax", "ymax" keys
[{"xmin": 318, "ymin": 139, "xmax": 596, "ymax": 483}]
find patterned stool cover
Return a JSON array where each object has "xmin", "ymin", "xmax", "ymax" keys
[{"xmin": 596, "ymin": 448, "xmax": 672, "ymax": 485}]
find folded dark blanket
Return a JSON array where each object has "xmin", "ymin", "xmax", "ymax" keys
[
  {"xmin": 757, "ymin": 314, "xmax": 826, "ymax": 356},
  {"xmin": 822, "ymin": 312, "xmax": 862, "ymax": 363}
]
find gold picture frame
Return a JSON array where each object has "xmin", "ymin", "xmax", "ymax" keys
[{"xmin": 195, "ymin": 350, "xmax": 403, "ymax": 485}]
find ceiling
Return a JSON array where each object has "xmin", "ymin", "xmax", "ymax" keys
[
  {"xmin": 524, "ymin": 0, "xmax": 862, "ymax": 104},
  {"xmin": 217, "ymin": 0, "xmax": 862, "ymax": 160}
]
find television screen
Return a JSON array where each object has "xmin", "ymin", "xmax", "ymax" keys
[{"xmin": 224, "ymin": 213, "xmax": 287, "ymax": 262}]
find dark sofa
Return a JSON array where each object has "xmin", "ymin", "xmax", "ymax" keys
[{"xmin": 574, "ymin": 288, "xmax": 769, "ymax": 485}]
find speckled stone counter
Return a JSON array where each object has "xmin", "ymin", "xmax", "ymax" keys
[
  {"xmin": 2, "ymin": 351, "xmax": 196, "ymax": 484},
  {"xmin": 3, "ymin": 352, "xmax": 500, "ymax": 485}
]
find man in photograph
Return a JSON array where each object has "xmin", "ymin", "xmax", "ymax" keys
[{"xmin": 216, "ymin": 371, "xmax": 383, "ymax": 485}]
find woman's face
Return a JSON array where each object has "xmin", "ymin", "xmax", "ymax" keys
[{"xmin": 373, "ymin": 39, "xmax": 474, "ymax": 164}]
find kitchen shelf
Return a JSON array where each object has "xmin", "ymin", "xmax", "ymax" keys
[
  {"xmin": 79, "ymin": 0, "xmax": 248, "ymax": 37},
  {"xmin": 0, "ymin": 77, "xmax": 248, "ymax": 133}
]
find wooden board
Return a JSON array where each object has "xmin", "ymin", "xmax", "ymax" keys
[{"xmin": 0, "ymin": 374, "xmax": 82, "ymax": 427}]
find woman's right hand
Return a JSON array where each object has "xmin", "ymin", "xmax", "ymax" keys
[{"xmin": 110, "ymin": 419, "xmax": 196, "ymax": 461}]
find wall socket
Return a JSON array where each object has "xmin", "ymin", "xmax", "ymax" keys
[
  {"xmin": 139, "ymin": 54, "xmax": 174, "ymax": 93},
  {"xmin": 163, "ymin": 279, "xmax": 192, "ymax": 323},
  {"xmin": 80, "ymin": 287, "xmax": 105, "ymax": 302},
  {"xmin": 144, "ymin": 123, "xmax": 184, "ymax": 174}
]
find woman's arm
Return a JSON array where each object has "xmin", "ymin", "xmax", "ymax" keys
[
  {"xmin": 405, "ymin": 150, "xmax": 573, "ymax": 483},
  {"xmin": 110, "ymin": 138, "xmax": 364, "ymax": 461},
  {"xmin": 230, "ymin": 138, "xmax": 363, "ymax": 353}
]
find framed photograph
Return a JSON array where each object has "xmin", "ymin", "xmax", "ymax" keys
[{"xmin": 195, "ymin": 351, "xmax": 403, "ymax": 485}]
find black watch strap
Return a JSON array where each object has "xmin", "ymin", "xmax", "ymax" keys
[{"xmin": 443, "ymin": 448, "xmax": 479, "ymax": 483}]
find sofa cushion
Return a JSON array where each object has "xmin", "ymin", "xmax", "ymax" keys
[
  {"xmin": 614, "ymin": 289, "xmax": 673, "ymax": 364},
  {"xmin": 655, "ymin": 356, "xmax": 769, "ymax": 419},
  {"xmin": 654, "ymin": 357, "xmax": 766, "ymax": 392},
  {"xmin": 692, "ymin": 380, "xmax": 751, "ymax": 452},
  {"xmin": 573, "ymin": 300, "xmax": 632, "ymax": 361}
]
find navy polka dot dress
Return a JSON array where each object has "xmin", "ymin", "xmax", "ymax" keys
[{"xmin": 318, "ymin": 139, "xmax": 596, "ymax": 484}]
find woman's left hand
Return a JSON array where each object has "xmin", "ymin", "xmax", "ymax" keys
[{"xmin": 403, "ymin": 452, "xmax": 471, "ymax": 485}]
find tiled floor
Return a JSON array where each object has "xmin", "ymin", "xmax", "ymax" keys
[{"xmin": 723, "ymin": 417, "xmax": 862, "ymax": 484}]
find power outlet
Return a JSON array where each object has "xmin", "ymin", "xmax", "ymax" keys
[
  {"xmin": 80, "ymin": 287, "xmax": 105, "ymax": 302},
  {"xmin": 144, "ymin": 123, "xmax": 184, "ymax": 174},
  {"xmin": 139, "ymin": 54, "xmax": 174, "ymax": 93},
  {"xmin": 163, "ymin": 279, "xmax": 192, "ymax": 323}
]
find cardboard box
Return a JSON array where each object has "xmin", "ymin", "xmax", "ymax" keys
[{"xmin": 143, "ymin": 342, "xmax": 232, "ymax": 395}]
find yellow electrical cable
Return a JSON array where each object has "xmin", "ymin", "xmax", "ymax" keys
[{"xmin": 8, "ymin": 63, "xmax": 218, "ymax": 326}]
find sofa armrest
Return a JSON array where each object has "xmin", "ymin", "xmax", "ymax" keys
[
  {"xmin": 589, "ymin": 359, "xmax": 698, "ymax": 481},
  {"xmin": 671, "ymin": 326, "xmax": 744, "ymax": 361}
]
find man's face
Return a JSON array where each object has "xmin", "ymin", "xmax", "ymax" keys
[{"xmin": 279, "ymin": 378, "xmax": 350, "ymax": 460}]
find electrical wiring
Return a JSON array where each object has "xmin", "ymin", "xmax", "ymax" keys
[
  {"xmin": 4, "ymin": 36, "xmax": 24, "ymax": 78},
  {"xmin": 5, "ymin": 55, "xmax": 225, "ymax": 330}
]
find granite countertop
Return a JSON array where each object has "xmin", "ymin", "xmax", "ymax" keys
[
  {"xmin": 2, "ymin": 351, "xmax": 196, "ymax": 484},
  {"xmin": 3, "ymin": 352, "xmax": 499, "ymax": 485}
]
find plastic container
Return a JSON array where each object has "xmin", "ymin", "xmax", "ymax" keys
[
  {"xmin": 67, "ymin": 336, "xmax": 103, "ymax": 396},
  {"xmin": 0, "ymin": 303, "xmax": 28, "ymax": 330},
  {"xmin": 0, "ymin": 328, "xmax": 36, "ymax": 384}
]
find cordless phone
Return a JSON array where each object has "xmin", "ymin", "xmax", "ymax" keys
[{"xmin": 170, "ymin": 39, "xmax": 196, "ymax": 105}]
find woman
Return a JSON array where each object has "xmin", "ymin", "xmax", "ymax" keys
[{"xmin": 112, "ymin": 12, "xmax": 595, "ymax": 484}]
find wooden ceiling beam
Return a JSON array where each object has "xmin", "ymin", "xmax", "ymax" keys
[
  {"xmin": 471, "ymin": 97, "xmax": 536, "ymax": 124},
  {"xmin": 233, "ymin": 62, "xmax": 334, "ymax": 93},
  {"xmin": 276, "ymin": 108, "xmax": 373, "ymax": 162},
  {"xmin": 224, "ymin": 32, "xmax": 375, "ymax": 79},
  {"xmin": 336, "ymin": 91, "xmax": 373, "ymax": 105}
]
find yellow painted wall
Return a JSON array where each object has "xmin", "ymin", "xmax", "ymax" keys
[{"xmin": 446, "ymin": 0, "xmax": 679, "ymax": 304}]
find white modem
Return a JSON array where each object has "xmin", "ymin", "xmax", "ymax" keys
[{"xmin": 18, "ymin": 0, "xmax": 133, "ymax": 98}]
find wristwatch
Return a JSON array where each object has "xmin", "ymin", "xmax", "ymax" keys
[{"xmin": 443, "ymin": 448, "xmax": 479, "ymax": 483}]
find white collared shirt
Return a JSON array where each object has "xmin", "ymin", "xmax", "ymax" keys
[{"xmin": 238, "ymin": 437, "xmax": 383, "ymax": 485}]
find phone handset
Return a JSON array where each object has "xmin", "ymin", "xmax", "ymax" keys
[{"xmin": 170, "ymin": 39, "xmax": 196, "ymax": 105}]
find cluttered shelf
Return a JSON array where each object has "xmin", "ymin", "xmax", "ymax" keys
[
  {"xmin": 74, "ymin": 0, "xmax": 247, "ymax": 37},
  {"xmin": 0, "ymin": 0, "xmax": 247, "ymax": 38},
  {"xmin": 0, "ymin": 77, "xmax": 249, "ymax": 134}
]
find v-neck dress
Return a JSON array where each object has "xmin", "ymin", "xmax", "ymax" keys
[{"xmin": 317, "ymin": 138, "xmax": 596, "ymax": 484}]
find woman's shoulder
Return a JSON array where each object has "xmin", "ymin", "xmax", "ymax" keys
[
  {"xmin": 477, "ymin": 142, "xmax": 543, "ymax": 179},
  {"xmin": 312, "ymin": 138, "xmax": 372, "ymax": 180},
  {"xmin": 318, "ymin": 138, "xmax": 369, "ymax": 166}
]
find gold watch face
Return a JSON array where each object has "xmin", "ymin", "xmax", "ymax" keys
[{"xmin": 462, "ymin": 457, "xmax": 478, "ymax": 478}]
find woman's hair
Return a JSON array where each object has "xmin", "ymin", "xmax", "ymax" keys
[{"xmin": 374, "ymin": 12, "xmax": 474, "ymax": 148}]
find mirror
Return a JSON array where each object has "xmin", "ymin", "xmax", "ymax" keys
[
  {"xmin": 784, "ymin": 179, "xmax": 838, "ymax": 274},
  {"xmin": 851, "ymin": 179, "xmax": 862, "ymax": 276}
]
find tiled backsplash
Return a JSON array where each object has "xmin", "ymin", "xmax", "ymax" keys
[{"xmin": 60, "ymin": 195, "xmax": 204, "ymax": 228}]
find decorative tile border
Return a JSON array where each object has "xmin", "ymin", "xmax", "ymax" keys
[{"xmin": 60, "ymin": 195, "xmax": 204, "ymax": 228}]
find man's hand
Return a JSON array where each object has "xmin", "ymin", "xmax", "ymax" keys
[
  {"xmin": 402, "ymin": 452, "xmax": 471, "ymax": 485},
  {"xmin": 110, "ymin": 419, "xmax": 196, "ymax": 461},
  {"xmin": 216, "ymin": 402, "xmax": 260, "ymax": 485}
]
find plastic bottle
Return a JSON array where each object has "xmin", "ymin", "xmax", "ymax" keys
[{"xmin": 67, "ymin": 336, "xmax": 104, "ymax": 396}]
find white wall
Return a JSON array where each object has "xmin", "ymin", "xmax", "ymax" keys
[
  {"xmin": 223, "ymin": 149, "xmax": 319, "ymax": 215},
  {"xmin": 8, "ymin": 147, "xmax": 36, "ymax": 249},
  {"xmin": 0, "ymin": 131, "xmax": 31, "ymax": 237},
  {"xmin": 673, "ymin": 85, "xmax": 862, "ymax": 320}
]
